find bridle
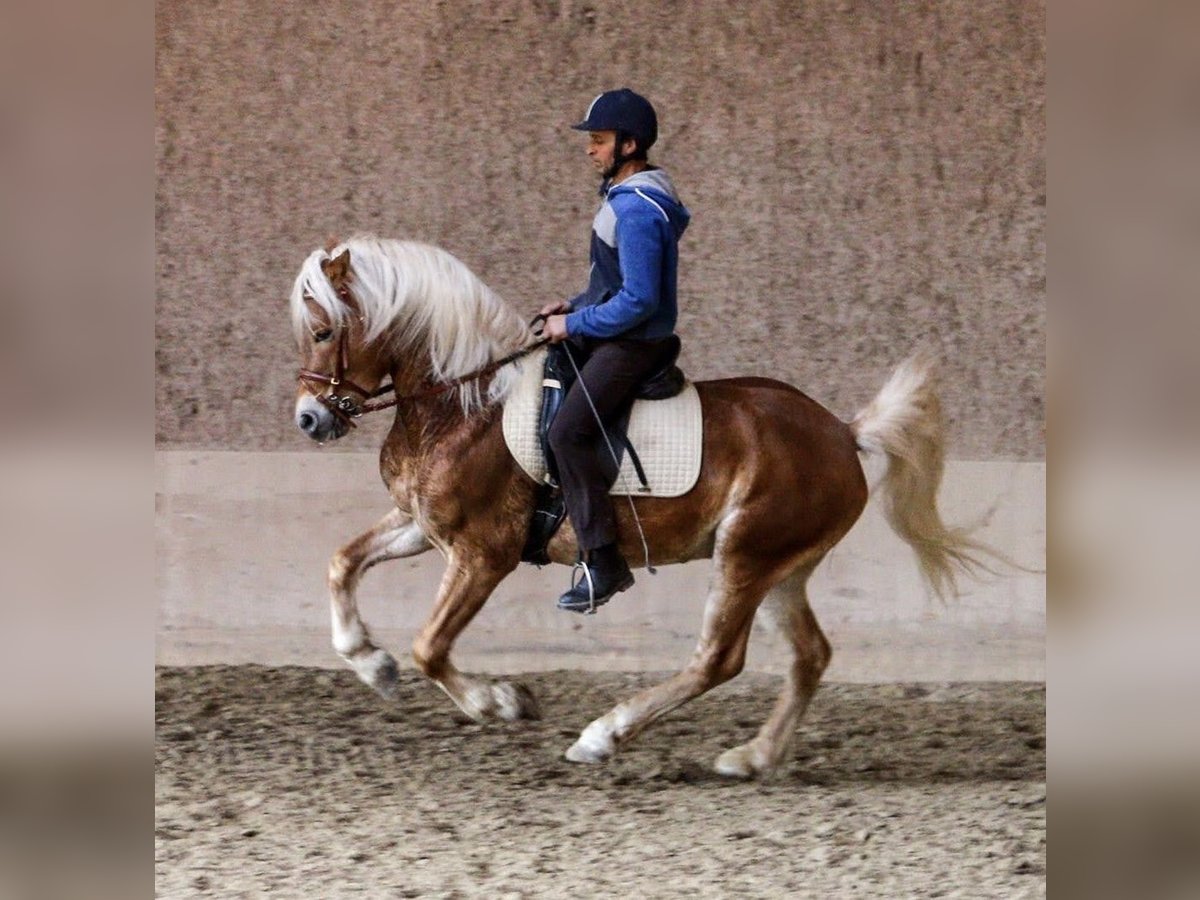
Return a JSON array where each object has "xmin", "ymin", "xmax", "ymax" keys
[
  {"xmin": 296, "ymin": 294, "xmax": 550, "ymax": 429},
  {"xmin": 296, "ymin": 323, "xmax": 399, "ymax": 429}
]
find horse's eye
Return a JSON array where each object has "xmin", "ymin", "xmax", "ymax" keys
[{"xmin": 314, "ymin": 329, "xmax": 333, "ymax": 343}]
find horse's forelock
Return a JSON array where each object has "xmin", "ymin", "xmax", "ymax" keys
[{"xmin": 291, "ymin": 247, "xmax": 355, "ymax": 341}]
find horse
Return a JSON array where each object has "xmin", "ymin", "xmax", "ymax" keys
[{"xmin": 290, "ymin": 234, "xmax": 991, "ymax": 778}]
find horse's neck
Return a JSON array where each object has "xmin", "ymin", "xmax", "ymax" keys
[
  {"xmin": 387, "ymin": 356, "xmax": 438, "ymax": 400},
  {"xmin": 375, "ymin": 327, "xmax": 515, "ymax": 483},
  {"xmin": 380, "ymin": 391, "xmax": 503, "ymax": 496},
  {"xmin": 382, "ymin": 355, "xmax": 501, "ymax": 454},
  {"xmin": 376, "ymin": 345, "xmax": 519, "ymax": 526}
]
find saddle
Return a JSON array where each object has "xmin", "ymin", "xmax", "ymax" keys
[
  {"xmin": 538, "ymin": 336, "xmax": 685, "ymax": 488},
  {"xmin": 519, "ymin": 337, "xmax": 688, "ymax": 565}
]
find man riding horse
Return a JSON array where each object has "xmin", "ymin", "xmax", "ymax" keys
[
  {"xmin": 539, "ymin": 88, "xmax": 691, "ymax": 614},
  {"xmin": 288, "ymin": 92, "xmax": 999, "ymax": 777}
]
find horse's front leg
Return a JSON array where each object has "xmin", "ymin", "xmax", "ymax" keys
[
  {"xmin": 330, "ymin": 507, "xmax": 432, "ymax": 698},
  {"xmin": 411, "ymin": 553, "xmax": 540, "ymax": 722}
]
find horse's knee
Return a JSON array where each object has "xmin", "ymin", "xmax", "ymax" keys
[{"xmin": 810, "ymin": 630, "xmax": 832, "ymax": 676}]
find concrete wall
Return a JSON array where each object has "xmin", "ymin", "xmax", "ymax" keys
[{"xmin": 156, "ymin": 0, "xmax": 1044, "ymax": 459}]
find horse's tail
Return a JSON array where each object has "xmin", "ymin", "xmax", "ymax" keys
[{"xmin": 849, "ymin": 351, "xmax": 997, "ymax": 601}]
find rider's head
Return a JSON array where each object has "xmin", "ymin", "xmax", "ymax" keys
[{"xmin": 572, "ymin": 88, "xmax": 657, "ymax": 181}]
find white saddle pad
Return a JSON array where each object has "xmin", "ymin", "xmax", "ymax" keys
[{"xmin": 501, "ymin": 348, "xmax": 703, "ymax": 498}]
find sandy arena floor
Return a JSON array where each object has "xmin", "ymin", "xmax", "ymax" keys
[{"xmin": 155, "ymin": 666, "xmax": 1045, "ymax": 898}]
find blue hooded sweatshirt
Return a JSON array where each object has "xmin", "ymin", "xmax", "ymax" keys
[{"xmin": 564, "ymin": 168, "xmax": 691, "ymax": 342}]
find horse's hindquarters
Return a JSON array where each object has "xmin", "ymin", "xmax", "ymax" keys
[{"xmin": 541, "ymin": 377, "xmax": 867, "ymax": 571}]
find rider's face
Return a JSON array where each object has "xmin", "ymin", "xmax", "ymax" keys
[
  {"xmin": 585, "ymin": 130, "xmax": 635, "ymax": 175},
  {"xmin": 585, "ymin": 131, "xmax": 616, "ymax": 173}
]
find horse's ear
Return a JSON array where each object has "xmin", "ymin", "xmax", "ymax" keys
[{"xmin": 322, "ymin": 249, "xmax": 352, "ymax": 286}]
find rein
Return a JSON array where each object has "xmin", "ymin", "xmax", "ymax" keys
[{"xmin": 297, "ymin": 305, "xmax": 549, "ymax": 428}]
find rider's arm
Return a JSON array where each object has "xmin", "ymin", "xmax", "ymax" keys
[{"xmin": 565, "ymin": 199, "xmax": 665, "ymax": 339}]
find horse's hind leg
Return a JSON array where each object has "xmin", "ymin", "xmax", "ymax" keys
[
  {"xmin": 564, "ymin": 550, "xmax": 777, "ymax": 767},
  {"xmin": 714, "ymin": 565, "xmax": 831, "ymax": 778},
  {"xmin": 330, "ymin": 507, "xmax": 432, "ymax": 698}
]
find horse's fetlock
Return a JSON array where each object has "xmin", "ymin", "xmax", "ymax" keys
[{"xmin": 331, "ymin": 619, "xmax": 367, "ymax": 658}]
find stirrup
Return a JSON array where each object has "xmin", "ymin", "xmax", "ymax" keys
[
  {"xmin": 563, "ymin": 560, "xmax": 600, "ymax": 615},
  {"xmin": 556, "ymin": 557, "xmax": 633, "ymax": 615}
]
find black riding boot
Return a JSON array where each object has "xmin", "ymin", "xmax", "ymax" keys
[{"xmin": 556, "ymin": 543, "xmax": 634, "ymax": 614}]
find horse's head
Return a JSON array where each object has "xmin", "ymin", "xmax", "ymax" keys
[{"xmin": 293, "ymin": 248, "xmax": 390, "ymax": 442}]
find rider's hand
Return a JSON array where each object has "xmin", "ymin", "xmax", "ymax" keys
[
  {"xmin": 539, "ymin": 300, "xmax": 571, "ymax": 317},
  {"xmin": 544, "ymin": 314, "xmax": 570, "ymax": 343}
]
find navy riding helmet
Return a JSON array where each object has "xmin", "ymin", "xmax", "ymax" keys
[{"xmin": 572, "ymin": 88, "xmax": 658, "ymax": 152}]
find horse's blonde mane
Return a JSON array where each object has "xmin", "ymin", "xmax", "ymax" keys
[{"xmin": 289, "ymin": 235, "xmax": 533, "ymax": 413}]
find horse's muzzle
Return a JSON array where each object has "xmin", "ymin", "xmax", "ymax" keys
[{"xmin": 295, "ymin": 395, "xmax": 345, "ymax": 442}]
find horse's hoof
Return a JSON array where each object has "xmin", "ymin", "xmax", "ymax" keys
[
  {"xmin": 373, "ymin": 678, "xmax": 400, "ymax": 702},
  {"xmin": 714, "ymin": 744, "xmax": 766, "ymax": 779},
  {"xmin": 351, "ymin": 649, "xmax": 400, "ymax": 700},
  {"xmin": 565, "ymin": 723, "xmax": 615, "ymax": 764},
  {"xmin": 565, "ymin": 740, "xmax": 609, "ymax": 764},
  {"xmin": 459, "ymin": 684, "xmax": 497, "ymax": 722},
  {"xmin": 493, "ymin": 682, "xmax": 541, "ymax": 721}
]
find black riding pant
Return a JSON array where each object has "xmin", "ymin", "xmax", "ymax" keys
[{"xmin": 548, "ymin": 336, "xmax": 675, "ymax": 552}]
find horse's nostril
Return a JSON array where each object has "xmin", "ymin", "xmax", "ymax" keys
[{"xmin": 298, "ymin": 412, "xmax": 317, "ymax": 433}]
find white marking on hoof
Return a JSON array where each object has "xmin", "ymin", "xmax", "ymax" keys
[
  {"xmin": 565, "ymin": 721, "xmax": 616, "ymax": 764},
  {"xmin": 492, "ymin": 682, "xmax": 540, "ymax": 721},
  {"xmin": 458, "ymin": 684, "xmax": 494, "ymax": 723},
  {"xmin": 714, "ymin": 743, "xmax": 770, "ymax": 779},
  {"xmin": 348, "ymin": 649, "xmax": 400, "ymax": 699}
]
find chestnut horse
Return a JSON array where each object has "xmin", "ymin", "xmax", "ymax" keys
[{"xmin": 291, "ymin": 235, "xmax": 989, "ymax": 778}]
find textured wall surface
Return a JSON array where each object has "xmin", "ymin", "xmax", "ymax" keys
[{"xmin": 156, "ymin": 0, "xmax": 1044, "ymax": 458}]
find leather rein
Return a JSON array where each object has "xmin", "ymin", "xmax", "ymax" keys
[{"xmin": 296, "ymin": 296, "xmax": 549, "ymax": 430}]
